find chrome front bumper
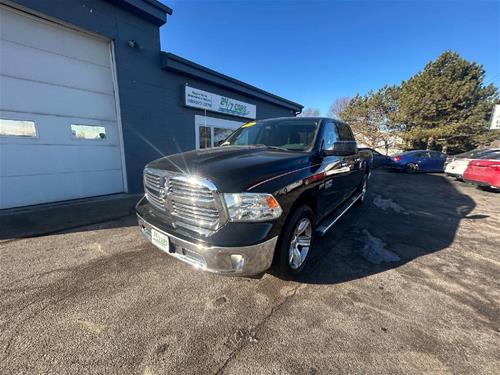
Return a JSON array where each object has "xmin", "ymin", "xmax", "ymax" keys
[{"xmin": 137, "ymin": 215, "xmax": 277, "ymax": 276}]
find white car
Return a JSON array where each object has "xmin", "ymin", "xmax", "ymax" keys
[
  {"xmin": 445, "ymin": 159, "xmax": 472, "ymax": 179},
  {"xmin": 445, "ymin": 148, "xmax": 499, "ymax": 179}
]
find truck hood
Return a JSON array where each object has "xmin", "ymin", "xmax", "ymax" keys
[{"xmin": 146, "ymin": 146, "xmax": 310, "ymax": 192}]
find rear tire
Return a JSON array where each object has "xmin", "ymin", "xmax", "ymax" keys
[
  {"xmin": 405, "ymin": 163, "xmax": 418, "ymax": 173},
  {"xmin": 277, "ymin": 205, "xmax": 315, "ymax": 278}
]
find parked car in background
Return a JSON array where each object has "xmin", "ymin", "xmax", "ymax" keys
[
  {"xmin": 387, "ymin": 150, "xmax": 447, "ymax": 173},
  {"xmin": 358, "ymin": 148, "xmax": 392, "ymax": 169},
  {"xmin": 445, "ymin": 148, "xmax": 500, "ymax": 180},
  {"xmin": 463, "ymin": 152, "xmax": 500, "ymax": 190}
]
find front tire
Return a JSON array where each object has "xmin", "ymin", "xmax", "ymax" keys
[{"xmin": 277, "ymin": 205, "xmax": 315, "ymax": 278}]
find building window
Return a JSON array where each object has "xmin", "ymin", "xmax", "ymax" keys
[
  {"xmin": 214, "ymin": 127, "xmax": 234, "ymax": 147},
  {"xmin": 0, "ymin": 119, "xmax": 37, "ymax": 137},
  {"xmin": 195, "ymin": 115, "xmax": 243, "ymax": 149},
  {"xmin": 198, "ymin": 126, "xmax": 211, "ymax": 149},
  {"xmin": 71, "ymin": 124, "xmax": 106, "ymax": 140}
]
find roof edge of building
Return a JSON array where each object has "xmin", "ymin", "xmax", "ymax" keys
[
  {"xmin": 141, "ymin": 0, "xmax": 173, "ymax": 14},
  {"xmin": 161, "ymin": 52, "xmax": 303, "ymax": 112},
  {"xmin": 106, "ymin": 0, "xmax": 172, "ymax": 25}
]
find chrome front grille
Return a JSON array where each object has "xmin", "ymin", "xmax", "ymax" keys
[
  {"xmin": 144, "ymin": 172, "xmax": 165, "ymax": 211},
  {"xmin": 167, "ymin": 176, "xmax": 223, "ymax": 233},
  {"xmin": 144, "ymin": 172, "xmax": 161, "ymax": 190},
  {"xmin": 143, "ymin": 168, "xmax": 226, "ymax": 235},
  {"xmin": 168, "ymin": 179, "xmax": 215, "ymax": 203}
]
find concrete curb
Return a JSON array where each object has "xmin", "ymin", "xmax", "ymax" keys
[{"xmin": 0, "ymin": 194, "xmax": 142, "ymax": 241}]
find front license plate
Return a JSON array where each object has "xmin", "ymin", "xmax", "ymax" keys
[{"xmin": 151, "ymin": 228, "xmax": 170, "ymax": 252}]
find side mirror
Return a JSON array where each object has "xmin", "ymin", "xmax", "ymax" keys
[{"xmin": 323, "ymin": 141, "xmax": 357, "ymax": 156}]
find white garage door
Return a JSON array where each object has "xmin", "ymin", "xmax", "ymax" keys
[{"xmin": 0, "ymin": 5, "xmax": 126, "ymax": 209}]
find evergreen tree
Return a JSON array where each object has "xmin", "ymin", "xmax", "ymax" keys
[{"xmin": 394, "ymin": 51, "xmax": 498, "ymax": 153}]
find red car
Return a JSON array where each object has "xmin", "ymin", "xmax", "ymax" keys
[{"xmin": 463, "ymin": 153, "xmax": 500, "ymax": 190}]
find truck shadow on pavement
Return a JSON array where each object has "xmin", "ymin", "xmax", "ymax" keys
[{"xmin": 291, "ymin": 171, "xmax": 476, "ymax": 285}]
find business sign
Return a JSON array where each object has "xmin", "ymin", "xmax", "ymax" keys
[
  {"xmin": 184, "ymin": 86, "xmax": 256, "ymax": 119},
  {"xmin": 491, "ymin": 104, "xmax": 500, "ymax": 130}
]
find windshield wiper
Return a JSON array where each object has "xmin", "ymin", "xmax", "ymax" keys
[
  {"xmin": 266, "ymin": 146, "xmax": 290, "ymax": 151},
  {"xmin": 251, "ymin": 144, "xmax": 289, "ymax": 151}
]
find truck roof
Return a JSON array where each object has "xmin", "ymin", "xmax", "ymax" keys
[{"xmin": 259, "ymin": 117, "xmax": 344, "ymax": 124}]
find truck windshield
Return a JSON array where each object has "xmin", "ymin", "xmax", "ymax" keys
[{"xmin": 221, "ymin": 119, "xmax": 318, "ymax": 151}]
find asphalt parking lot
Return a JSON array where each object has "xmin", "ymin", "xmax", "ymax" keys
[{"xmin": 1, "ymin": 170, "xmax": 499, "ymax": 374}]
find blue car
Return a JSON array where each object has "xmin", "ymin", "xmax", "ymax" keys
[
  {"xmin": 358, "ymin": 148, "xmax": 392, "ymax": 169},
  {"xmin": 387, "ymin": 150, "xmax": 447, "ymax": 173}
]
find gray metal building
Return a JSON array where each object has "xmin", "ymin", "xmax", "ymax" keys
[{"xmin": 0, "ymin": 0, "xmax": 302, "ymax": 209}]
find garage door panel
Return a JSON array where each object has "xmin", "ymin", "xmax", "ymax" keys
[
  {"xmin": 0, "ymin": 144, "xmax": 122, "ymax": 176},
  {"xmin": 0, "ymin": 76, "xmax": 117, "ymax": 121},
  {"xmin": 0, "ymin": 6, "xmax": 125, "ymax": 209},
  {"xmin": 0, "ymin": 170, "xmax": 124, "ymax": 209},
  {"xmin": 1, "ymin": 40, "xmax": 114, "ymax": 95},
  {"xmin": 0, "ymin": 6, "xmax": 110, "ymax": 67},
  {"xmin": 0, "ymin": 111, "xmax": 120, "ymax": 146}
]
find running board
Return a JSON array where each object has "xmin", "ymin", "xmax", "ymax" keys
[{"xmin": 316, "ymin": 193, "xmax": 362, "ymax": 236}]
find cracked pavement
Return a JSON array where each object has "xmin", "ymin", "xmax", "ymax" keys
[{"xmin": 1, "ymin": 171, "xmax": 499, "ymax": 374}]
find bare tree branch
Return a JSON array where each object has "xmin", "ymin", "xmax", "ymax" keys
[{"xmin": 327, "ymin": 97, "xmax": 351, "ymax": 120}]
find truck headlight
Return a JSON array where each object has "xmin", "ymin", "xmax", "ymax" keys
[{"xmin": 223, "ymin": 193, "xmax": 283, "ymax": 222}]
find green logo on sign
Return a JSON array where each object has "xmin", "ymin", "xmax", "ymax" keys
[{"xmin": 219, "ymin": 97, "xmax": 249, "ymax": 116}]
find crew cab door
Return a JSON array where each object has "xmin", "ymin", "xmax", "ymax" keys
[
  {"xmin": 335, "ymin": 122, "xmax": 364, "ymax": 197},
  {"xmin": 316, "ymin": 121, "xmax": 355, "ymax": 219}
]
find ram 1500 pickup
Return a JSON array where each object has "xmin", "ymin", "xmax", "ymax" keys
[{"xmin": 136, "ymin": 117, "xmax": 370, "ymax": 277}]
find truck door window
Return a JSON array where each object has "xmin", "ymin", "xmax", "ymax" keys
[
  {"xmin": 336, "ymin": 123, "xmax": 354, "ymax": 141},
  {"xmin": 322, "ymin": 122, "xmax": 338, "ymax": 151}
]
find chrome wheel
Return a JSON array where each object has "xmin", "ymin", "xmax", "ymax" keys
[{"xmin": 288, "ymin": 218, "xmax": 312, "ymax": 270}]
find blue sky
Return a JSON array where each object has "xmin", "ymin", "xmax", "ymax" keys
[{"xmin": 159, "ymin": 1, "xmax": 500, "ymax": 114}]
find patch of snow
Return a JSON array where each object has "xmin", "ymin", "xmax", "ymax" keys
[
  {"xmin": 359, "ymin": 229, "xmax": 401, "ymax": 264},
  {"xmin": 372, "ymin": 194, "xmax": 407, "ymax": 214}
]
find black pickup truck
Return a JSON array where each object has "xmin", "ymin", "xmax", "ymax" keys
[{"xmin": 136, "ymin": 117, "xmax": 370, "ymax": 277}]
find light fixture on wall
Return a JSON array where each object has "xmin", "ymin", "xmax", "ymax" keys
[{"xmin": 127, "ymin": 40, "xmax": 139, "ymax": 48}]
